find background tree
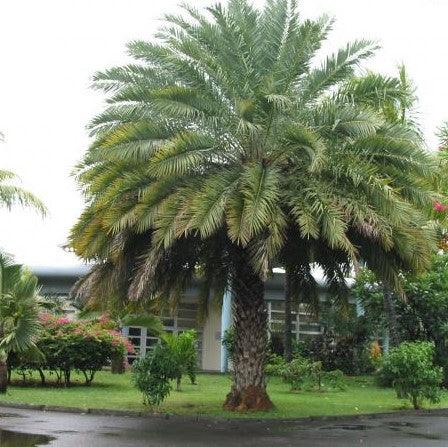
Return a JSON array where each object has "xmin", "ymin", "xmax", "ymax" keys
[
  {"xmin": 0, "ymin": 254, "xmax": 42, "ymax": 393},
  {"xmin": 281, "ymin": 65, "xmax": 423, "ymax": 361},
  {"xmin": 396, "ymin": 253, "xmax": 448, "ymax": 385},
  {"xmin": 353, "ymin": 253, "xmax": 448, "ymax": 384},
  {"xmin": 70, "ymin": 0, "xmax": 437, "ymax": 410},
  {"xmin": 0, "ymin": 133, "xmax": 46, "ymax": 215}
]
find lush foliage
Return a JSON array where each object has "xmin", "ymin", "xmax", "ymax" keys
[
  {"xmin": 266, "ymin": 354, "xmax": 346, "ymax": 392},
  {"xmin": 132, "ymin": 330, "xmax": 199, "ymax": 404},
  {"xmin": 297, "ymin": 302, "xmax": 376, "ymax": 375},
  {"xmin": 9, "ymin": 314, "xmax": 133, "ymax": 386},
  {"xmin": 0, "ymin": 254, "xmax": 43, "ymax": 393},
  {"xmin": 70, "ymin": 0, "xmax": 437, "ymax": 298},
  {"xmin": 162, "ymin": 330, "xmax": 198, "ymax": 389},
  {"xmin": 304, "ymin": 332, "xmax": 374, "ymax": 375},
  {"xmin": 353, "ymin": 254, "xmax": 448, "ymax": 382},
  {"xmin": 397, "ymin": 254, "xmax": 448, "ymax": 382},
  {"xmin": 132, "ymin": 343, "xmax": 179, "ymax": 406},
  {"xmin": 0, "ymin": 256, "xmax": 42, "ymax": 358},
  {"xmin": 378, "ymin": 341, "xmax": 443, "ymax": 409}
]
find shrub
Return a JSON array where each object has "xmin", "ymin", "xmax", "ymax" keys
[
  {"xmin": 321, "ymin": 369, "xmax": 346, "ymax": 391},
  {"xmin": 132, "ymin": 330, "xmax": 199, "ymax": 404},
  {"xmin": 9, "ymin": 313, "xmax": 134, "ymax": 386},
  {"xmin": 304, "ymin": 333, "xmax": 374, "ymax": 375},
  {"xmin": 378, "ymin": 341, "xmax": 443, "ymax": 409},
  {"xmin": 265, "ymin": 354, "xmax": 346, "ymax": 392},
  {"xmin": 163, "ymin": 330, "xmax": 198, "ymax": 390},
  {"xmin": 265, "ymin": 354, "xmax": 288, "ymax": 377},
  {"xmin": 132, "ymin": 343, "xmax": 179, "ymax": 406},
  {"xmin": 282, "ymin": 357, "xmax": 316, "ymax": 391}
]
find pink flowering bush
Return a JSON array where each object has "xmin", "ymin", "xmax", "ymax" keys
[
  {"xmin": 434, "ymin": 201, "xmax": 448, "ymax": 213},
  {"xmin": 10, "ymin": 313, "xmax": 133, "ymax": 386}
]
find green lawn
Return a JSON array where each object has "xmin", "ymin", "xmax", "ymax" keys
[{"xmin": 2, "ymin": 372, "xmax": 448, "ymax": 419}]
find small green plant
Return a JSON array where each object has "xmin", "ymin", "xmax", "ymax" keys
[
  {"xmin": 265, "ymin": 353, "xmax": 288, "ymax": 377},
  {"xmin": 282, "ymin": 357, "xmax": 314, "ymax": 391},
  {"xmin": 132, "ymin": 343, "xmax": 179, "ymax": 406},
  {"xmin": 163, "ymin": 330, "xmax": 198, "ymax": 390},
  {"xmin": 266, "ymin": 354, "xmax": 346, "ymax": 392},
  {"xmin": 321, "ymin": 369, "xmax": 346, "ymax": 391},
  {"xmin": 221, "ymin": 328, "xmax": 235, "ymax": 361},
  {"xmin": 133, "ymin": 330, "xmax": 199, "ymax": 404},
  {"xmin": 378, "ymin": 341, "xmax": 443, "ymax": 409}
]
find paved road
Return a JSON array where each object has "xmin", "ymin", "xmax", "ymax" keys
[{"xmin": 1, "ymin": 406, "xmax": 448, "ymax": 446}]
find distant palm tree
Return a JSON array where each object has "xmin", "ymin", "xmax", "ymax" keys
[
  {"xmin": 0, "ymin": 132, "xmax": 46, "ymax": 214},
  {"xmin": 70, "ymin": 0, "xmax": 437, "ymax": 410},
  {"xmin": 0, "ymin": 254, "xmax": 42, "ymax": 393}
]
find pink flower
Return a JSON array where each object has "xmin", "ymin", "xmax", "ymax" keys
[
  {"xmin": 125, "ymin": 339, "xmax": 135, "ymax": 354},
  {"xmin": 55, "ymin": 317, "xmax": 70, "ymax": 325},
  {"xmin": 434, "ymin": 201, "xmax": 448, "ymax": 213}
]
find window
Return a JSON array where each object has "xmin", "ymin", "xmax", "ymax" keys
[
  {"xmin": 128, "ymin": 327, "xmax": 141, "ymax": 336},
  {"xmin": 267, "ymin": 301, "xmax": 322, "ymax": 340},
  {"xmin": 123, "ymin": 302, "xmax": 203, "ymax": 367}
]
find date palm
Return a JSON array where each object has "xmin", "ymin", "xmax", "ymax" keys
[
  {"xmin": 0, "ymin": 253, "xmax": 42, "ymax": 393},
  {"xmin": 71, "ymin": 0, "xmax": 437, "ymax": 410}
]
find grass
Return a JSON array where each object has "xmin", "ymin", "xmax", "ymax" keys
[{"xmin": 2, "ymin": 372, "xmax": 448, "ymax": 419}]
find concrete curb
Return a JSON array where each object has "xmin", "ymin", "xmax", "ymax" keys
[{"xmin": 1, "ymin": 400, "xmax": 448, "ymax": 424}]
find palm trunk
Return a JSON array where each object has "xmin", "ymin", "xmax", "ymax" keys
[
  {"xmin": 0, "ymin": 359, "xmax": 8, "ymax": 393},
  {"xmin": 223, "ymin": 247, "xmax": 273, "ymax": 412},
  {"xmin": 284, "ymin": 268, "xmax": 293, "ymax": 362},
  {"xmin": 383, "ymin": 287, "xmax": 400, "ymax": 348}
]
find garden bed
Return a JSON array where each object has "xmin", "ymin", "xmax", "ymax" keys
[{"xmin": 3, "ymin": 372, "xmax": 448, "ymax": 419}]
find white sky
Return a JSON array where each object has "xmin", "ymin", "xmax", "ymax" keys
[{"xmin": 0, "ymin": 0, "xmax": 447, "ymax": 267}]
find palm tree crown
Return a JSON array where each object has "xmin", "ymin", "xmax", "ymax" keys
[
  {"xmin": 0, "ymin": 253, "xmax": 42, "ymax": 393},
  {"xmin": 0, "ymin": 253, "xmax": 42, "ymax": 355},
  {"xmin": 0, "ymin": 169, "xmax": 46, "ymax": 214},
  {"xmin": 0, "ymin": 133, "xmax": 46, "ymax": 215},
  {"xmin": 72, "ymin": 0, "xmax": 435, "ymax": 294}
]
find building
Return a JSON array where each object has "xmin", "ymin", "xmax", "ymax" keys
[
  {"xmin": 31, "ymin": 265, "xmax": 91, "ymax": 319},
  {"xmin": 32, "ymin": 265, "xmax": 344, "ymax": 372}
]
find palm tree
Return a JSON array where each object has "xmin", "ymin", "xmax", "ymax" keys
[
  {"xmin": 0, "ymin": 253, "xmax": 42, "ymax": 393},
  {"xmin": 0, "ymin": 132, "xmax": 46, "ymax": 214},
  {"xmin": 70, "ymin": 0, "xmax": 437, "ymax": 410},
  {"xmin": 0, "ymin": 169, "xmax": 46, "ymax": 214},
  {"xmin": 282, "ymin": 65, "xmax": 422, "ymax": 358}
]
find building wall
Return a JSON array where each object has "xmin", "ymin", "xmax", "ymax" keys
[{"xmin": 200, "ymin": 303, "xmax": 222, "ymax": 371}]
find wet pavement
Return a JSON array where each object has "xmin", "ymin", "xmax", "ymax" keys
[{"xmin": 1, "ymin": 406, "xmax": 448, "ymax": 446}]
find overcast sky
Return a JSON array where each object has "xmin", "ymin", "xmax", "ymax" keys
[{"xmin": 0, "ymin": 0, "xmax": 446, "ymax": 267}]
